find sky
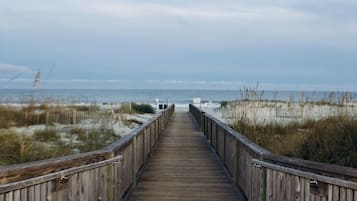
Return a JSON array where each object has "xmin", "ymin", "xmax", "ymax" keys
[{"xmin": 0, "ymin": 0, "xmax": 357, "ymax": 90}]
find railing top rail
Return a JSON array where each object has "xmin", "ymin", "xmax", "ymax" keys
[
  {"xmin": 0, "ymin": 155, "xmax": 123, "ymax": 194},
  {"xmin": 105, "ymin": 105, "xmax": 174, "ymax": 154},
  {"xmin": 263, "ymin": 153, "xmax": 357, "ymax": 182},
  {"xmin": 0, "ymin": 149, "xmax": 112, "ymax": 184},
  {"xmin": 252, "ymin": 159, "xmax": 357, "ymax": 190},
  {"xmin": 203, "ymin": 112, "xmax": 270, "ymax": 157}
]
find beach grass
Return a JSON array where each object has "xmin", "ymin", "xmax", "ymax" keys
[
  {"xmin": 229, "ymin": 86, "xmax": 357, "ymax": 168},
  {"xmin": 0, "ymin": 101, "xmax": 152, "ymax": 165}
]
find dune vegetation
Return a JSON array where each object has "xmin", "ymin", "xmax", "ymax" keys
[
  {"xmin": 229, "ymin": 86, "xmax": 357, "ymax": 168},
  {"xmin": 0, "ymin": 102, "xmax": 155, "ymax": 165}
]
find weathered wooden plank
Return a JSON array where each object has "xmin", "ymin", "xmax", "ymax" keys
[
  {"xmin": 95, "ymin": 167, "xmax": 103, "ymax": 201},
  {"xmin": 144, "ymin": 127, "xmax": 150, "ymax": 157},
  {"xmin": 272, "ymin": 170, "xmax": 277, "ymax": 201},
  {"xmin": 0, "ymin": 155, "xmax": 121, "ymax": 194},
  {"xmin": 46, "ymin": 181, "xmax": 53, "ymax": 201},
  {"xmin": 21, "ymin": 188, "xmax": 28, "ymax": 201},
  {"xmin": 0, "ymin": 150, "xmax": 112, "ymax": 185},
  {"xmin": 346, "ymin": 189, "xmax": 353, "ymax": 201},
  {"xmin": 327, "ymin": 185, "xmax": 333, "ymax": 201},
  {"xmin": 310, "ymin": 193, "xmax": 315, "ymax": 201},
  {"xmin": 266, "ymin": 169, "xmax": 273, "ymax": 201},
  {"xmin": 207, "ymin": 118, "xmax": 212, "ymax": 141},
  {"xmin": 212, "ymin": 121, "xmax": 217, "ymax": 149},
  {"xmin": 260, "ymin": 167, "xmax": 267, "ymax": 201},
  {"xmin": 305, "ymin": 179, "xmax": 310, "ymax": 201},
  {"xmin": 88, "ymin": 169, "xmax": 95, "ymax": 201},
  {"xmin": 40, "ymin": 182, "xmax": 46, "ymax": 201},
  {"xmin": 277, "ymin": 171, "xmax": 285, "ymax": 201},
  {"xmin": 295, "ymin": 176, "xmax": 301, "ymax": 201},
  {"xmin": 300, "ymin": 177, "xmax": 305, "ymax": 201},
  {"xmin": 13, "ymin": 189, "xmax": 20, "ymax": 201},
  {"xmin": 5, "ymin": 191, "xmax": 13, "ymax": 201},
  {"xmin": 224, "ymin": 134, "xmax": 236, "ymax": 177},
  {"xmin": 285, "ymin": 173, "xmax": 292, "ymax": 201},
  {"xmin": 252, "ymin": 159, "xmax": 357, "ymax": 190},
  {"xmin": 114, "ymin": 161, "xmax": 121, "ymax": 201},
  {"xmin": 83, "ymin": 170, "xmax": 90, "ymax": 201},
  {"xmin": 28, "ymin": 185, "xmax": 35, "ymax": 201},
  {"xmin": 34, "ymin": 184, "xmax": 41, "ymax": 201},
  {"xmin": 333, "ymin": 185, "xmax": 339, "ymax": 201},
  {"xmin": 262, "ymin": 154, "xmax": 357, "ymax": 183},
  {"xmin": 252, "ymin": 164, "xmax": 258, "ymax": 201},
  {"xmin": 217, "ymin": 126, "xmax": 225, "ymax": 160},
  {"xmin": 340, "ymin": 187, "xmax": 347, "ymax": 201},
  {"xmin": 136, "ymin": 132, "xmax": 144, "ymax": 172}
]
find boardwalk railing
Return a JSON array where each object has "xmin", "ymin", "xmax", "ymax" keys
[
  {"xmin": 190, "ymin": 104, "xmax": 357, "ymax": 201},
  {"xmin": 0, "ymin": 105, "xmax": 175, "ymax": 201}
]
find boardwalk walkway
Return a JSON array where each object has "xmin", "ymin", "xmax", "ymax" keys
[{"xmin": 129, "ymin": 112, "xmax": 242, "ymax": 201}]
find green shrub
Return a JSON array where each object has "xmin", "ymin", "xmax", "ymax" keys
[
  {"xmin": 68, "ymin": 105, "xmax": 100, "ymax": 112},
  {"xmin": 117, "ymin": 103, "xmax": 155, "ymax": 114},
  {"xmin": 232, "ymin": 116, "xmax": 357, "ymax": 168},
  {"xmin": 132, "ymin": 103, "xmax": 155, "ymax": 114},
  {"xmin": 220, "ymin": 101, "xmax": 229, "ymax": 108},
  {"xmin": 298, "ymin": 118, "xmax": 357, "ymax": 168},
  {"xmin": 232, "ymin": 119, "xmax": 309, "ymax": 155}
]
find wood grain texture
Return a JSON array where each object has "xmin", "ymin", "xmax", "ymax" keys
[
  {"xmin": 224, "ymin": 134, "xmax": 237, "ymax": 178},
  {"xmin": 129, "ymin": 112, "xmax": 242, "ymax": 201}
]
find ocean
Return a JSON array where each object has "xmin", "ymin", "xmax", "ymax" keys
[{"xmin": 0, "ymin": 89, "xmax": 356, "ymax": 105}]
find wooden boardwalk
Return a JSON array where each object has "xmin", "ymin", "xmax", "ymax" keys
[{"xmin": 129, "ymin": 112, "xmax": 242, "ymax": 201}]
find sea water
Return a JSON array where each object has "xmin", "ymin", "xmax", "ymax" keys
[{"xmin": 0, "ymin": 89, "xmax": 356, "ymax": 105}]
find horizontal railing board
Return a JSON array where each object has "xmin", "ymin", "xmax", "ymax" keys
[
  {"xmin": 0, "ymin": 149, "xmax": 112, "ymax": 184},
  {"xmin": 0, "ymin": 156, "xmax": 122, "ymax": 194},
  {"xmin": 252, "ymin": 159, "xmax": 357, "ymax": 190},
  {"xmin": 263, "ymin": 153, "xmax": 357, "ymax": 182}
]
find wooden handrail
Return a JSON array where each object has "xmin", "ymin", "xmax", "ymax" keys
[
  {"xmin": 0, "ymin": 105, "xmax": 175, "ymax": 201},
  {"xmin": 189, "ymin": 104, "xmax": 357, "ymax": 201}
]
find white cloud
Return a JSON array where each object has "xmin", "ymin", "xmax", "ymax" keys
[
  {"xmin": 0, "ymin": 64, "xmax": 33, "ymax": 74},
  {"xmin": 1, "ymin": 1, "xmax": 356, "ymax": 46},
  {"xmin": 87, "ymin": 2, "xmax": 315, "ymax": 22}
]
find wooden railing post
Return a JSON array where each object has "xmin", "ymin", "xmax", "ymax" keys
[
  {"xmin": 132, "ymin": 135, "xmax": 137, "ymax": 187},
  {"xmin": 259, "ymin": 167, "xmax": 267, "ymax": 201}
]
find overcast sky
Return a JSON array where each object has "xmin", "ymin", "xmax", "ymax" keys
[{"xmin": 1, "ymin": 0, "xmax": 357, "ymax": 90}]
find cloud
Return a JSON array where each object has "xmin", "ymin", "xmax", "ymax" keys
[
  {"xmin": 0, "ymin": 64, "xmax": 33, "ymax": 74},
  {"xmin": 87, "ymin": 2, "xmax": 316, "ymax": 23},
  {"xmin": 1, "ymin": 0, "xmax": 356, "ymax": 46}
]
